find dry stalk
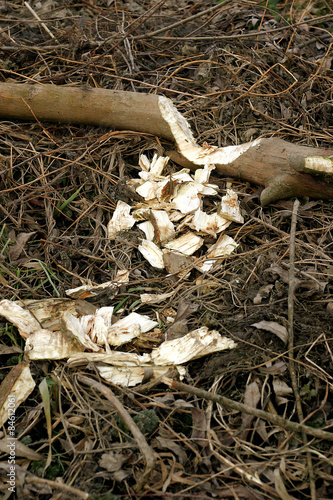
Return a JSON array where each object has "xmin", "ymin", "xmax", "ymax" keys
[{"xmin": 287, "ymin": 199, "xmax": 316, "ymax": 500}]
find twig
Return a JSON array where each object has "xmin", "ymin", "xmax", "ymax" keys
[
  {"xmin": 207, "ymin": 429, "xmax": 280, "ymax": 497},
  {"xmin": 24, "ymin": 2, "xmax": 55, "ymax": 40},
  {"xmin": 151, "ymin": 13, "xmax": 333, "ymax": 41},
  {"xmin": 91, "ymin": 0, "xmax": 169, "ymax": 56},
  {"xmin": 77, "ymin": 374, "xmax": 156, "ymax": 492},
  {"xmin": 288, "ymin": 199, "xmax": 316, "ymax": 500},
  {"xmin": 134, "ymin": 1, "xmax": 232, "ymax": 40},
  {"xmin": 205, "ymin": 376, "xmax": 280, "ymax": 497},
  {"xmin": 161, "ymin": 378, "xmax": 333, "ymax": 442},
  {"xmin": 0, "ymin": 463, "xmax": 89, "ymax": 499},
  {"xmin": 25, "ymin": 475, "xmax": 89, "ymax": 499}
]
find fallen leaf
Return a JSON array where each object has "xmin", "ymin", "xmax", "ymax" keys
[
  {"xmin": 259, "ymin": 360, "xmax": 287, "ymax": 375},
  {"xmin": 274, "ymin": 467, "xmax": 292, "ymax": 500},
  {"xmin": 8, "ymin": 232, "xmax": 36, "ymax": 261},
  {"xmin": 253, "ymin": 284, "xmax": 274, "ymax": 304},
  {"xmin": 0, "ymin": 345, "xmax": 23, "ymax": 355},
  {"xmin": 0, "ymin": 435, "xmax": 43, "ymax": 460},
  {"xmin": 190, "ymin": 407, "xmax": 207, "ymax": 447},
  {"xmin": 99, "ymin": 451, "xmax": 127, "ymax": 472},
  {"xmin": 165, "ymin": 298, "xmax": 199, "ymax": 340},
  {"xmin": 273, "ymin": 378, "xmax": 293, "ymax": 397},
  {"xmin": 240, "ymin": 380, "xmax": 261, "ymax": 439},
  {"xmin": 252, "ymin": 320, "xmax": 288, "ymax": 344},
  {"xmin": 155, "ymin": 436, "xmax": 187, "ymax": 465}
]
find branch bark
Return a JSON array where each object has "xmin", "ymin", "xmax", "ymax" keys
[{"xmin": 1, "ymin": 82, "xmax": 332, "ymax": 205}]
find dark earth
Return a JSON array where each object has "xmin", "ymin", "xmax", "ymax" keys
[{"xmin": 0, "ymin": 1, "xmax": 333, "ymax": 499}]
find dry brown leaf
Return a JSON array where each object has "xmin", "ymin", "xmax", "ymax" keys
[
  {"xmin": 252, "ymin": 320, "xmax": 288, "ymax": 344},
  {"xmin": 0, "ymin": 362, "xmax": 35, "ymax": 426},
  {"xmin": 190, "ymin": 407, "xmax": 207, "ymax": 447},
  {"xmin": 253, "ymin": 284, "xmax": 274, "ymax": 305},
  {"xmin": 25, "ymin": 329, "xmax": 83, "ymax": 360},
  {"xmin": 0, "ymin": 435, "xmax": 43, "ymax": 460},
  {"xmin": 0, "ymin": 345, "xmax": 23, "ymax": 355},
  {"xmin": 165, "ymin": 298, "xmax": 199, "ymax": 340},
  {"xmin": 259, "ymin": 360, "xmax": 287, "ymax": 375},
  {"xmin": 273, "ymin": 378, "xmax": 293, "ymax": 397},
  {"xmin": 241, "ymin": 380, "xmax": 261, "ymax": 436},
  {"xmin": 163, "ymin": 250, "xmax": 194, "ymax": 275},
  {"xmin": 155, "ymin": 436, "xmax": 187, "ymax": 465},
  {"xmin": 8, "ymin": 231, "xmax": 36, "ymax": 261},
  {"xmin": 99, "ymin": 452, "xmax": 127, "ymax": 472},
  {"xmin": 274, "ymin": 467, "xmax": 293, "ymax": 500}
]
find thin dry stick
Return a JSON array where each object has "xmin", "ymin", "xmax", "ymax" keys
[
  {"xmin": 207, "ymin": 429, "xmax": 279, "ymax": 498},
  {"xmin": 288, "ymin": 198, "xmax": 316, "ymax": 500},
  {"xmin": 204, "ymin": 377, "xmax": 279, "ymax": 497},
  {"xmin": 134, "ymin": 1, "xmax": 232, "ymax": 40},
  {"xmin": 25, "ymin": 475, "xmax": 88, "ymax": 499},
  {"xmin": 77, "ymin": 374, "xmax": 156, "ymax": 493},
  {"xmin": 24, "ymin": 2, "xmax": 55, "ymax": 40},
  {"xmin": 152, "ymin": 13, "xmax": 333, "ymax": 41},
  {"xmin": 162, "ymin": 378, "xmax": 333, "ymax": 442},
  {"xmin": 0, "ymin": 463, "xmax": 89, "ymax": 499}
]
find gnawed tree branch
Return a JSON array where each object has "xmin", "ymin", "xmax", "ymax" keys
[{"xmin": 0, "ymin": 82, "xmax": 332, "ymax": 205}]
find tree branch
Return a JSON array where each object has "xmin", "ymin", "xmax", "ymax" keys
[{"xmin": 1, "ymin": 82, "xmax": 333, "ymax": 205}]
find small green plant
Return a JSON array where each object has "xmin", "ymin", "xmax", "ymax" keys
[
  {"xmin": 133, "ymin": 409, "xmax": 159, "ymax": 435},
  {"xmin": 54, "ymin": 184, "xmax": 85, "ymax": 217},
  {"xmin": 2, "ymin": 323, "xmax": 23, "ymax": 348},
  {"xmin": 0, "ymin": 224, "xmax": 15, "ymax": 258},
  {"xmin": 89, "ymin": 494, "xmax": 121, "ymax": 500},
  {"xmin": 112, "ymin": 409, "xmax": 159, "ymax": 439},
  {"xmin": 300, "ymin": 382, "xmax": 317, "ymax": 401},
  {"xmin": 260, "ymin": 0, "xmax": 278, "ymax": 11},
  {"xmin": 30, "ymin": 455, "xmax": 65, "ymax": 480},
  {"xmin": 34, "ymin": 260, "xmax": 61, "ymax": 297}
]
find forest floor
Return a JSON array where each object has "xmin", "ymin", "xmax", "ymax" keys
[{"xmin": 0, "ymin": 1, "xmax": 333, "ymax": 499}]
